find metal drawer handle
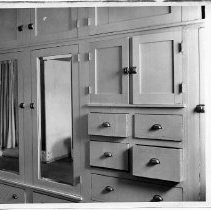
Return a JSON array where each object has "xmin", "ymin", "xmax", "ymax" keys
[
  {"xmin": 104, "ymin": 186, "xmax": 114, "ymax": 192},
  {"xmin": 104, "ymin": 152, "xmax": 112, "ymax": 158},
  {"xmin": 151, "ymin": 124, "xmax": 162, "ymax": 130},
  {"xmin": 152, "ymin": 194, "xmax": 163, "ymax": 202},
  {"xmin": 149, "ymin": 158, "xmax": 160, "ymax": 165},
  {"xmin": 12, "ymin": 194, "xmax": 18, "ymax": 199},
  {"xmin": 102, "ymin": 122, "xmax": 111, "ymax": 128},
  {"xmin": 30, "ymin": 102, "xmax": 35, "ymax": 109}
]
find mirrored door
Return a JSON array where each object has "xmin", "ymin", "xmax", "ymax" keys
[
  {"xmin": 31, "ymin": 45, "xmax": 81, "ymax": 197},
  {"xmin": 0, "ymin": 52, "xmax": 25, "ymax": 181}
]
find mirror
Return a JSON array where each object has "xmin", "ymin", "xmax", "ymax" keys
[
  {"xmin": 0, "ymin": 60, "xmax": 19, "ymax": 174},
  {"xmin": 38, "ymin": 55, "xmax": 74, "ymax": 185}
]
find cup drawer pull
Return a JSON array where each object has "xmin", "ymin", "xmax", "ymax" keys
[
  {"xmin": 151, "ymin": 124, "xmax": 162, "ymax": 130},
  {"xmin": 104, "ymin": 186, "xmax": 114, "ymax": 192},
  {"xmin": 12, "ymin": 194, "xmax": 18, "ymax": 199},
  {"xmin": 149, "ymin": 158, "xmax": 160, "ymax": 165},
  {"xmin": 104, "ymin": 152, "xmax": 113, "ymax": 158},
  {"xmin": 152, "ymin": 194, "xmax": 163, "ymax": 202},
  {"xmin": 102, "ymin": 122, "xmax": 111, "ymax": 128}
]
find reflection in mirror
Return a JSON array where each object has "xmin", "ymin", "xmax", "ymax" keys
[
  {"xmin": 0, "ymin": 60, "xmax": 19, "ymax": 174},
  {"xmin": 39, "ymin": 55, "xmax": 73, "ymax": 185}
]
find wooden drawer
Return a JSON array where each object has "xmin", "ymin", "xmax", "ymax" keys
[
  {"xmin": 134, "ymin": 114, "xmax": 183, "ymax": 141},
  {"xmin": 0, "ymin": 184, "xmax": 25, "ymax": 203},
  {"xmin": 33, "ymin": 192, "xmax": 73, "ymax": 203},
  {"xmin": 88, "ymin": 113, "xmax": 129, "ymax": 137},
  {"xmin": 132, "ymin": 145, "xmax": 183, "ymax": 182},
  {"xmin": 90, "ymin": 141, "xmax": 129, "ymax": 171},
  {"xmin": 91, "ymin": 174, "xmax": 183, "ymax": 202}
]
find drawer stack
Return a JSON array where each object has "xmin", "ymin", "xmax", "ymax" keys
[{"xmin": 88, "ymin": 112, "xmax": 184, "ymax": 202}]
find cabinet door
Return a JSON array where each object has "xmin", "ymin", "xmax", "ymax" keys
[
  {"xmin": 31, "ymin": 45, "xmax": 81, "ymax": 198},
  {"xmin": 0, "ymin": 9, "xmax": 30, "ymax": 47},
  {"xmin": 87, "ymin": 7, "xmax": 181, "ymax": 35},
  {"xmin": 30, "ymin": 8, "xmax": 78, "ymax": 43},
  {"xmin": 0, "ymin": 51, "xmax": 25, "ymax": 182},
  {"xmin": 131, "ymin": 30, "xmax": 183, "ymax": 105},
  {"xmin": 89, "ymin": 38, "xmax": 129, "ymax": 104}
]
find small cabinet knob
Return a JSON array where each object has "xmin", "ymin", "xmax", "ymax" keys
[
  {"xmin": 104, "ymin": 152, "xmax": 112, "ymax": 158},
  {"xmin": 19, "ymin": 103, "xmax": 25, "ymax": 109},
  {"xmin": 12, "ymin": 194, "xmax": 18, "ymax": 199},
  {"xmin": 30, "ymin": 103, "xmax": 35, "ymax": 109},
  {"xmin": 149, "ymin": 158, "xmax": 160, "ymax": 165},
  {"xmin": 151, "ymin": 124, "xmax": 162, "ymax": 130},
  {"xmin": 18, "ymin": 25, "xmax": 24, "ymax": 32},
  {"xmin": 152, "ymin": 194, "xmax": 163, "ymax": 202},
  {"xmin": 129, "ymin": 66, "xmax": 137, "ymax": 74},
  {"xmin": 28, "ymin": 23, "xmax": 34, "ymax": 30},
  {"xmin": 123, "ymin": 67, "xmax": 130, "ymax": 74},
  {"xmin": 104, "ymin": 186, "xmax": 114, "ymax": 192},
  {"xmin": 102, "ymin": 122, "xmax": 111, "ymax": 128}
]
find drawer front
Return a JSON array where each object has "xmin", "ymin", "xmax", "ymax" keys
[
  {"xmin": 91, "ymin": 174, "xmax": 183, "ymax": 202},
  {"xmin": 0, "ymin": 184, "xmax": 25, "ymax": 203},
  {"xmin": 134, "ymin": 114, "xmax": 183, "ymax": 141},
  {"xmin": 90, "ymin": 141, "xmax": 129, "ymax": 170},
  {"xmin": 132, "ymin": 145, "xmax": 183, "ymax": 182},
  {"xmin": 33, "ymin": 192, "xmax": 72, "ymax": 203},
  {"xmin": 88, "ymin": 113, "xmax": 129, "ymax": 137}
]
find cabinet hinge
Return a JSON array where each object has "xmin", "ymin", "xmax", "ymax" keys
[
  {"xmin": 87, "ymin": 86, "xmax": 92, "ymax": 94},
  {"xmin": 179, "ymin": 83, "xmax": 185, "ymax": 93},
  {"xmin": 76, "ymin": 20, "xmax": 80, "ymax": 28},
  {"xmin": 77, "ymin": 54, "xmax": 81, "ymax": 62},
  {"xmin": 88, "ymin": 52, "xmax": 91, "ymax": 61},
  {"xmin": 87, "ymin": 18, "xmax": 92, "ymax": 26},
  {"xmin": 178, "ymin": 42, "xmax": 184, "ymax": 53}
]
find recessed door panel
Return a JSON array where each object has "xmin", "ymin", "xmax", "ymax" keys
[
  {"xmin": 132, "ymin": 30, "xmax": 183, "ymax": 105},
  {"xmin": 90, "ymin": 38, "xmax": 129, "ymax": 104},
  {"xmin": 30, "ymin": 8, "xmax": 77, "ymax": 43},
  {"xmin": 88, "ymin": 7, "xmax": 181, "ymax": 35}
]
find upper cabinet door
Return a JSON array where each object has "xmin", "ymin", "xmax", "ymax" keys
[
  {"xmin": 0, "ymin": 9, "xmax": 30, "ymax": 48},
  {"xmin": 89, "ymin": 38, "xmax": 129, "ymax": 104},
  {"xmin": 0, "ymin": 51, "xmax": 25, "ymax": 182},
  {"xmin": 30, "ymin": 8, "xmax": 78, "ymax": 43},
  {"xmin": 131, "ymin": 30, "xmax": 183, "ymax": 105},
  {"xmin": 87, "ymin": 7, "xmax": 181, "ymax": 35}
]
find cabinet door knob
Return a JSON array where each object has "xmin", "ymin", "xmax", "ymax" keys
[
  {"xmin": 30, "ymin": 103, "xmax": 35, "ymax": 109},
  {"xmin": 19, "ymin": 103, "xmax": 25, "ymax": 109},
  {"xmin": 195, "ymin": 104, "xmax": 205, "ymax": 113},
  {"xmin": 18, "ymin": 25, "xmax": 24, "ymax": 32},
  {"xmin": 152, "ymin": 194, "xmax": 163, "ymax": 202},
  {"xmin": 123, "ymin": 67, "xmax": 130, "ymax": 74},
  {"xmin": 102, "ymin": 122, "xmax": 111, "ymax": 128},
  {"xmin": 12, "ymin": 194, "xmax": 18, "ymax": 199},
  {"xmin": 28, "ymin": 23, "xmax": 34, "ymax": 30},
  {"xmin": 104, "ymin": 186, "xmax": 114, "ymax": 192},
  {"xmin": 129, "ymin": 66, "xmax": 137, "ymax": 74},
  {"xmin": 149, "ymin": 158, "xmax": 160, "ymax": 165},
  {"xmin": 151, "ymin": 124, "xmax": 162, "ymax": 130},
  {"xmin": 104, "ymin": 152, "xmax": 112, "ymax": 158}
]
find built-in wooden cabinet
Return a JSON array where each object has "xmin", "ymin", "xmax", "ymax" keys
[
  {"xmin": 0, "ymin": 6, "xmax": 205, "ymax": 203},
  {"xmin": 89, "ymin": 29, "xmax": 183, "ymax": 105}
]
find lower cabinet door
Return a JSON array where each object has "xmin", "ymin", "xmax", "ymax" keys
[
  {"xmin": 33, "ymin": 192, "xmax": 73, "ymax": 203},
  {"xmin": 0, "ymin": 184, "xmax": 25, "ymax": 203},
  {"xmin": 91, "ymin": 174, "xmax": 183, "ymax": 202}
]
